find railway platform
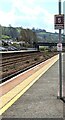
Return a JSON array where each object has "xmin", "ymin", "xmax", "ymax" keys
[{"xmin": 1, "ymin": 55, "xmax": 64, "ymax": 119}]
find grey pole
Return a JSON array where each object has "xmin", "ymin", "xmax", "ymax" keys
[{"xmin": 58, "ymin": 0, "xmax": 63, "ymax": 98}]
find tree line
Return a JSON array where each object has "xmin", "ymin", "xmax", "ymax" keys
[{"xmin": 0, "ymin": 25, "xmax": 37, "ymax": 48}]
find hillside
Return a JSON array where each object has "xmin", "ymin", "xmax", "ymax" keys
[
  {"xmin": 0, "ymin": 25, "xmax": 65, "ymax": 44},
  {"xmin": 36, "ymin": 31, "xmax": 64, "ymax": 43}
]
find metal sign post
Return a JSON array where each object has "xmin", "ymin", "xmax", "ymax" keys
[
  {"xmin": 54, "ymin": 0, "xmax": 64, "ymax": 99},
  {"xmin": 58, "ymin": 0, "xmax": 63, "ymax": 99}
]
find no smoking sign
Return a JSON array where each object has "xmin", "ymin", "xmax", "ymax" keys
[{"xmin": 57, "ymin": 43, "xmax": 62, "ymax": 51}]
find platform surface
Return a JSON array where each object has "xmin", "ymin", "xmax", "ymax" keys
[{"xmin": 1, "ymin": 60, "xmax": 64, "ymax": 119}]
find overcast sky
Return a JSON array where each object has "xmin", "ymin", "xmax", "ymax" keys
[{"xmin": 0, "ymin": 0, "xmax": 65, "ymax": 32}]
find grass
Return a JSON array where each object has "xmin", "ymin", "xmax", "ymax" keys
[
  {"xmin": 1, "ymin": 35, "xmax": 11, "ymax": 39},
  {"xmin": 39, "ymin": 46, "xmax": 48, "ymax": 51}
]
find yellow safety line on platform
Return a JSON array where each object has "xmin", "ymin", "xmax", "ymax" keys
[{"xmin": 0, "ymin": 55, "xmax": 59, "ymax": 115}]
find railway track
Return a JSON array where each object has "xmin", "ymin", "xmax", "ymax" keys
[{"xmin": 0, "ymin": 51, "xmax": 57, "ymax": 83}]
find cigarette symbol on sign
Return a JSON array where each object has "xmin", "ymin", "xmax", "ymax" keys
[{"xmin": 58, "ymin": 44, "xmax": 61, "ymax": 47}]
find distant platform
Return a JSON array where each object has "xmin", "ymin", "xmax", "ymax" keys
[{"xmin": 0, "ymin": 49, "xmax": 38, "ymax": 54}]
